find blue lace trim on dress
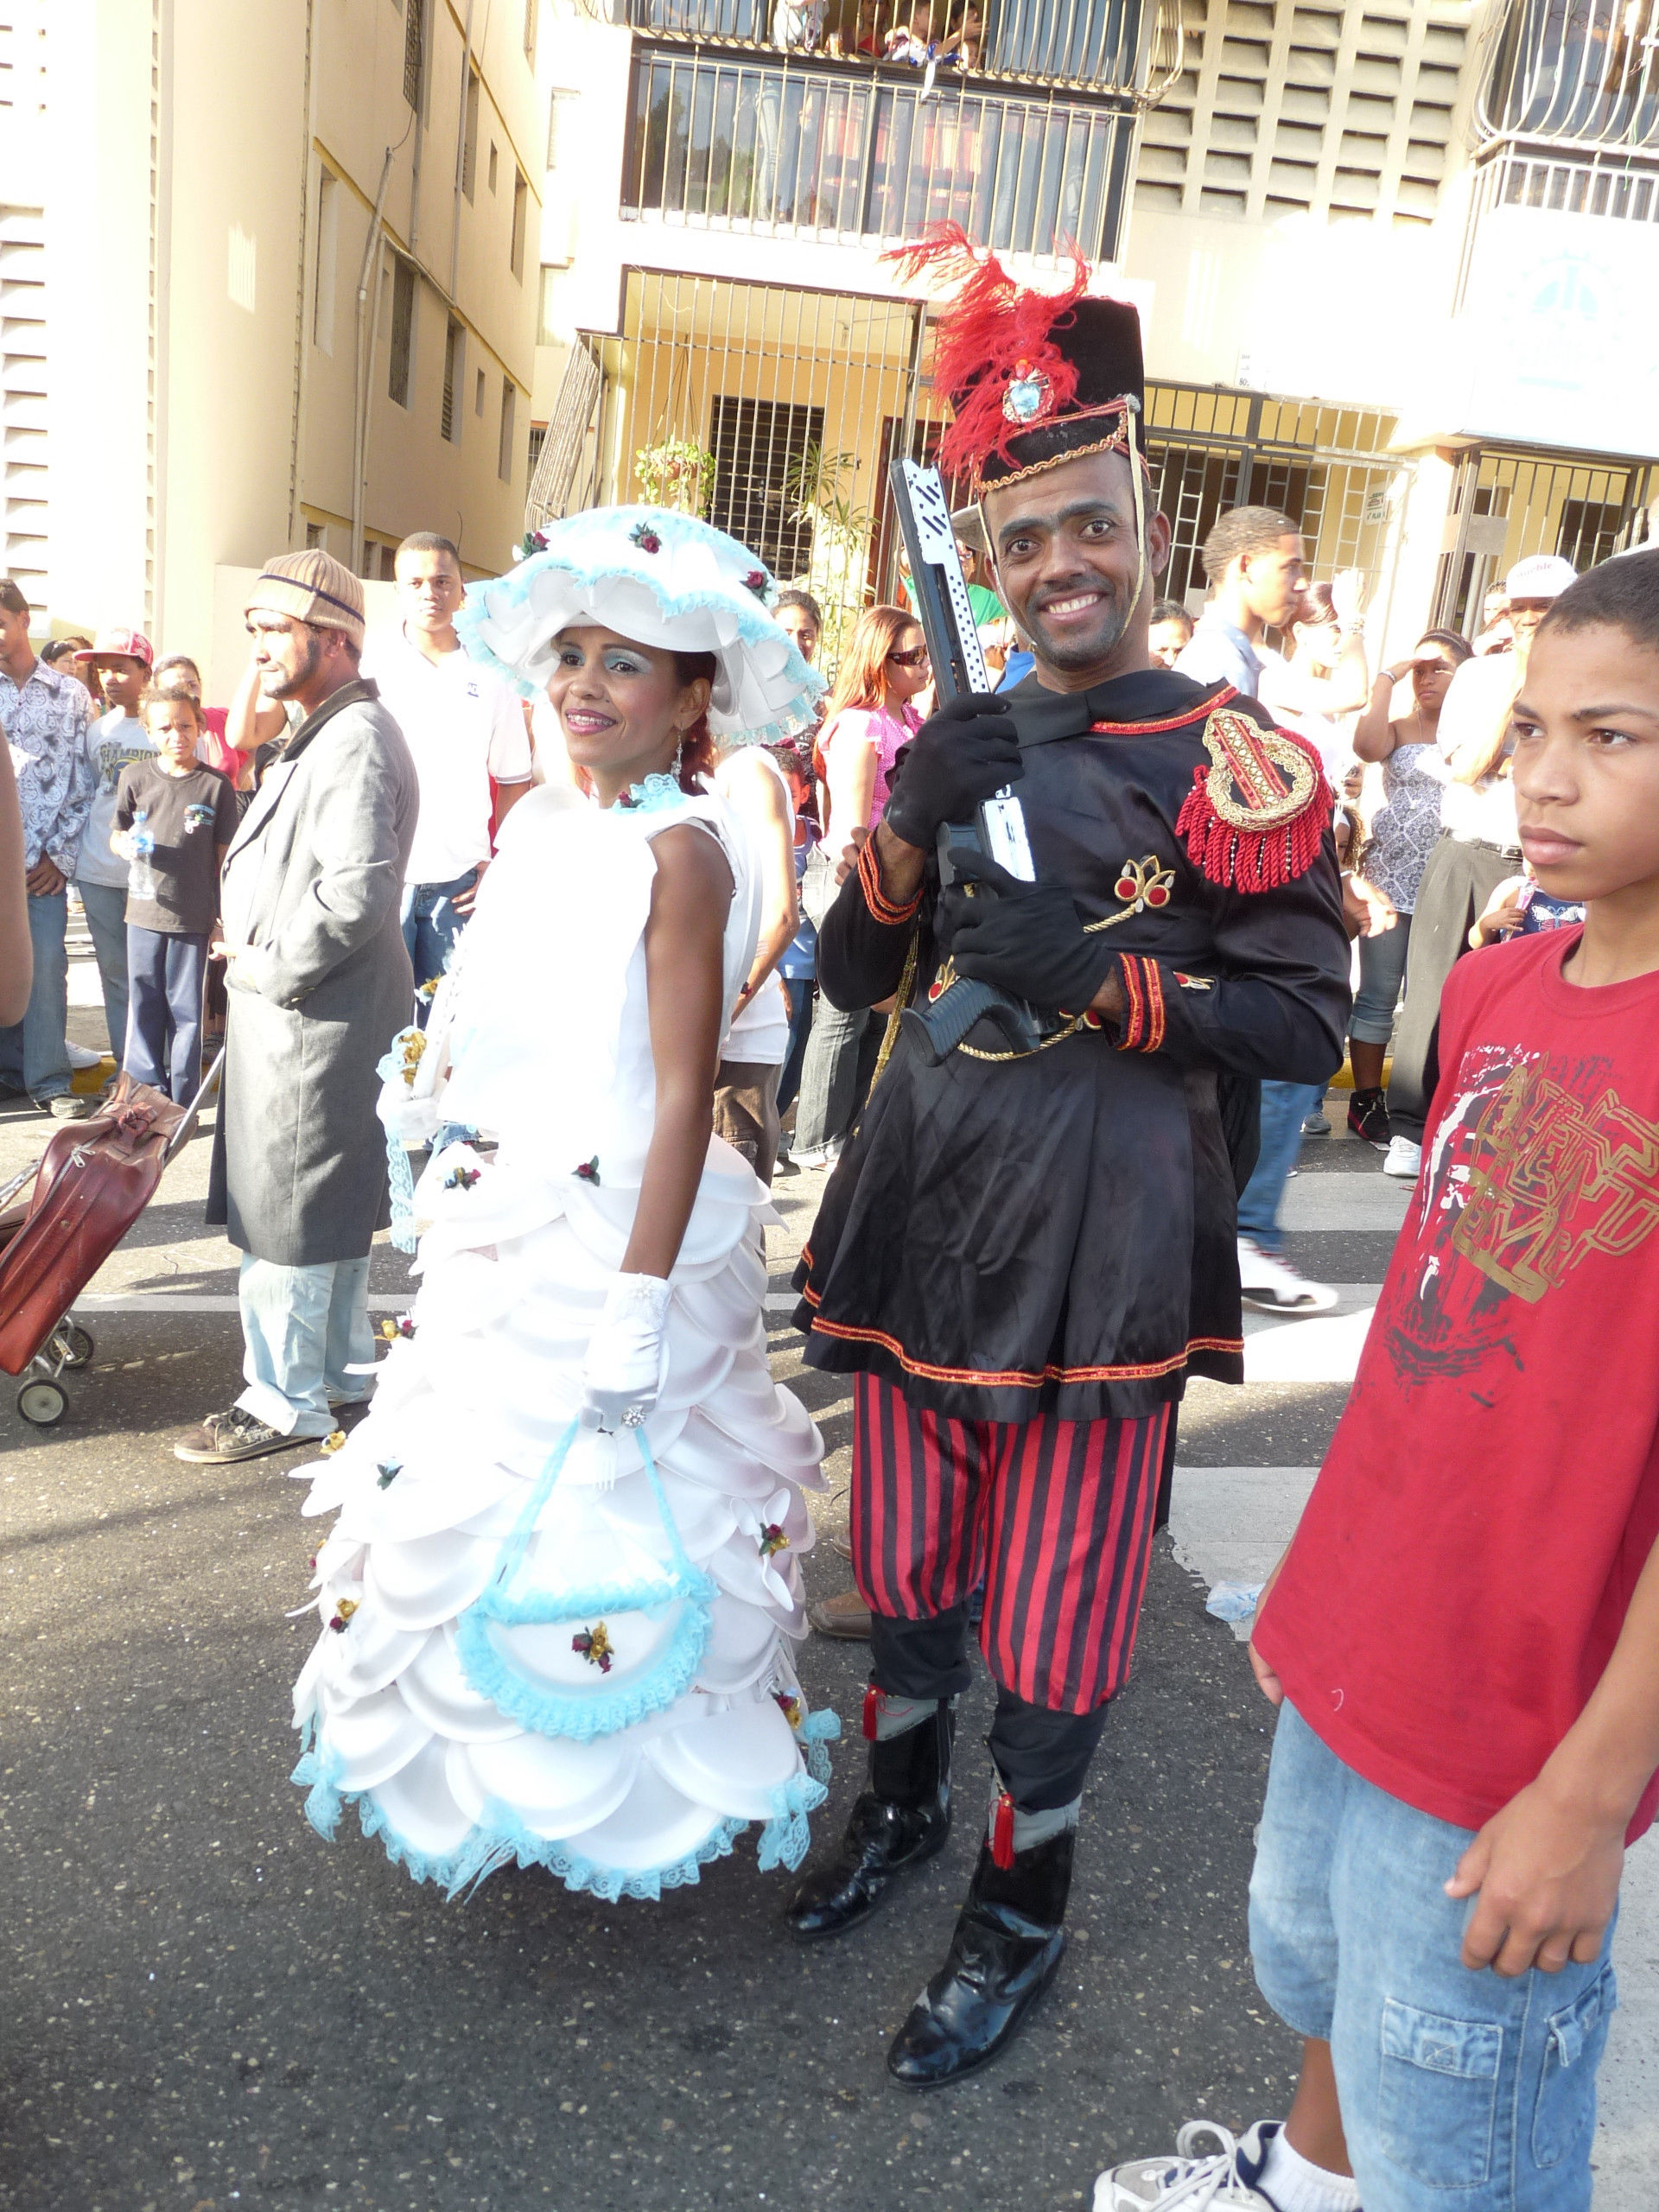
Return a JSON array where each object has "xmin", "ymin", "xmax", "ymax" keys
[
  {"xmin": 454, "ymin": 1421, "xmax": 720, "ymax": 1741},
  {"xmin": 292, "ymin": 1730, "xmax": 831, "ymax": 1903}
]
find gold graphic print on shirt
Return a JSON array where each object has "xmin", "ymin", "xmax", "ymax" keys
[
  {"xmin": 1383, "ymin": 1049, "xmax": 1659, "ymax": 1389},
  {"xmin": 1453, "ymin": 1059, "xmax": 1659, "ymax": 1302}
]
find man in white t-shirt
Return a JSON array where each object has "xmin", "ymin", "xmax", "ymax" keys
[{"xmin": 360, "ymin": 533, "xmax": 533, "ymax": 1006}]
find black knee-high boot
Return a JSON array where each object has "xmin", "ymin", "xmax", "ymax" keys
[
  {"xmin": 784, "ymin": 1693, "xmax": 955, "ymax": 1942},
  {"xmin": 886, "ymin": 1795, "xmax": 1075, "ymax": 2088}
]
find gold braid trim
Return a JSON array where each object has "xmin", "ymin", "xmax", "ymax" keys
[
  {"xmin": 957, "ymin": 1014, "xmax": 1091, "ymax": 1062},
  {"xmin": 871, "ymin": 932, "xmax": 919, "ymax": 1090}
]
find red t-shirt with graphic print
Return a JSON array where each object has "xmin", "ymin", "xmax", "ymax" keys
[{"xmin": 1255, "ymin": 926, "xmax": 1659, "ymax": 1840}]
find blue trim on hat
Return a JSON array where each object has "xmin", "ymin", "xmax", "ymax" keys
[{"xmin": 454, "ymin": 506, "xmax": 824, "ymax": 746}]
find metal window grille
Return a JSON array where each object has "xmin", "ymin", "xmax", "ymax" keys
[
  {"xmin": 1433, "ymin": 447, "xmax": 1657, "ymax": 630},
  {"xmin": 592, "ymin": 270, "xmax": 929, "ymax": 664},
  {"xmin": 1143, "ymin": 385, "xmax": 1405, "ymax": 624},
  {"xmin": 620, "ymin": 0, "xmax": 1147, "ymax": 87},
  {"xmin": 1478, "ymin": 0, "xmax": 1659, "ymax": 148},
  {"xmin": 388, "ymin": 257, "xmax": 416, "ymax": 408},
  {"xmin": 442, "ymin": 317, "xmax": 463, "ymax": 442},
  {"xmin": 624, "ymin": 46, "xmax": 1136, "ymax": 259},
  {"xmin": 709, "ymin": 396, "xmax": 826, "ymax": 574},
  {"xmin": 403, "ymin": 0, "xmax": 425, "ymax": 110}
]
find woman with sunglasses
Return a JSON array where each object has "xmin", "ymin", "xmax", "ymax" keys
[{"xmin": 793, "ymin": 607, "xmax": 931, "ymax": 1168}]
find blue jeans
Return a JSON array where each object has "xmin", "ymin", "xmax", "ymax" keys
[
  {"xmin": 124, "ymin": 925, "xmax": 207, "ymax": 1103},
  {"xmin": 779, "ymin": 975, "xmax": 814, "ymax": 1116},
  {"xmin": 1351, "ymin": 911, "xmax": 1413, "ymax": 1049},
  {"xmin": 1236, "ymin": 1079, "xmax": 1324, "ymax": 1252},
  {"xmin": 400, "ymin": 871, "xmax": 477, "ymax": 1019},
  {"xmin": 76, "ymin": 880, "xmax": 131, "ymax": 1064},
  {"xmin": 235, "ymin": 1253, "xmax": 375, "ymax": 1437},
  {"xmin": 1251, "ymin": 1701, "xmax": 1616, "ymax": 2212},
  {"xmin": 0, "ymin": 889, "xmax": 70, "ymax": 1100}
]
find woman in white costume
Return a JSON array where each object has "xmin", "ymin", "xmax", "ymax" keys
[{"xmin": 289, "ymin": 507, "xmax": 836, "ymax": 1903}]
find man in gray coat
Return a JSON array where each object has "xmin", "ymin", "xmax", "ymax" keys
[{"xmin": 176, "ymin": 550, "xmax": 417, "ymax": 1464}]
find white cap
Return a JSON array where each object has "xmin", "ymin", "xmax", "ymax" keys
[{"xmin": 1504, "ymin": 553, "xmax": 1579, "ymax": 601}]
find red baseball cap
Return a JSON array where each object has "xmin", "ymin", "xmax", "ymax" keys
[{"xmin": 73, "ymin": 626, "xmax": 155, "ymax": 667}]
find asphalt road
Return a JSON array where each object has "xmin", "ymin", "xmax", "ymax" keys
[{"xmin": 0, "ymin": 1089, "xmax": 1313, "ymax": 2211}]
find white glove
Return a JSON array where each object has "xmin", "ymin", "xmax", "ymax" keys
[
  {"xmin": 580, "ymin": 1274, "xmax": 672, "ymax": 1433},
  {"xmin": 378, "ymin": 1078, "xmax": 444, "ymax": 1148}
]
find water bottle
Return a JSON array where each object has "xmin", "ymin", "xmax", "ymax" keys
[{"xmin": 129, "ymin": 810, "xmax": 159, "ymax": 905}]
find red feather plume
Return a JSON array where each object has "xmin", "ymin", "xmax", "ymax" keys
[{"xmin": 885, "ymin": 224, "xmax": 1090, "ymax": 482}]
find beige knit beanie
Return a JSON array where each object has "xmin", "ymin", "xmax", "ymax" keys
[{"xmin": 245, "ymin": 548, "xmax": 365, "ymax": 647}]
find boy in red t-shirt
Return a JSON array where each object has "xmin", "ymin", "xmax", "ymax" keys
[{"xmin": 1098, "ymin": 551, "xmax": 1659, "ymax": 2212}]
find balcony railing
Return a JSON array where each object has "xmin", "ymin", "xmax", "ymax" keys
[
  {"xmin": 621, "ymin": 0, "xmax": 1148, "ymax": 92},
  {"xmin": 624, "ymin": 47, "xmax": 1136, "ymax": 259},
  {"xmin": 1478, "ymin": 0, "xmax": 1659, "ymax": 149}
]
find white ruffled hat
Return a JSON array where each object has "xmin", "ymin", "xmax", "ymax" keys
[{"xmin": 457, "ymin": 507, "xmax": 824, "ymax": 745}]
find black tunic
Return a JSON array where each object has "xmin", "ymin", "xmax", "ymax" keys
[{"xmin": 792, "ymin": 667, "xmax": 1351, "ymax": 1424}]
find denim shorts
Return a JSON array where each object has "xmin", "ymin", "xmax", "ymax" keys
[{"xmin": 1249, "ymin": 1700, "xmax": 1617, "ymax": 2212}]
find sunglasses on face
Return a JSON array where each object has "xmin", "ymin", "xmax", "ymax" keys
[{"xmin": 887, "ymin": 646, "xmax": 930, "ymax": 667}]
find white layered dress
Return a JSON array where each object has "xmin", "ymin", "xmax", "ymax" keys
[{"xmin": 290, "ymin": 783, "xmax": 835, "ymax": 1901}]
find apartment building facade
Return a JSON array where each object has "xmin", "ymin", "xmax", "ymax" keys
[
  {"xmin": 530, "ymin": 0, "xmax": 1659, "ymax": 659},
  {"xmin": 1, "ymin": 0, "xmax": 542, "ymax": 686}
]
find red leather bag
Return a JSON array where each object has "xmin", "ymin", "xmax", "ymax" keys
[{"xmin": 0, "ymin": 1076, "xmax": 188, "ymax": 1375}]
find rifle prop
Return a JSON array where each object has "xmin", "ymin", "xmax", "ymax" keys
[{"xmin": 889, "ymin": 458, "xmax": 1039, "ymax": 1063}]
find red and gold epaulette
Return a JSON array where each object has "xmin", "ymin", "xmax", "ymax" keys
[{"xmin": 1174, "ymin": 709, "xmax": 1333, "ymax": 893}]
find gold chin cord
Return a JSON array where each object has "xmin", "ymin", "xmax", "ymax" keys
[
  {"xmin": 1126, "ymin": 398, "xmax": 1147, "ymax": 630},
  {"xmin": 977, "ymin": 397, "xmax": 1149, "ymax": 635}
]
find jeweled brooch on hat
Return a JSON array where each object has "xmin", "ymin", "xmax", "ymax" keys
[{"xmin": 1002, "ymin": 360, "xmax": 1053, "ymax": 426}]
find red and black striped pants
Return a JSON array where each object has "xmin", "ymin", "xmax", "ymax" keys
[{"xmin": 850, "ymin": 1373, "xmax": 1171, "ymax": 1716}]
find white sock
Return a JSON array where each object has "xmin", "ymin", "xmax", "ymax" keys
[{"xmin": 1259, "ymin": 2129, "xmax": 1361, "ymax": 2212}]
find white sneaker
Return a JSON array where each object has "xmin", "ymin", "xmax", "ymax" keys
[
  {"xmin": 791, "ymin": 1138, "xmax": 844, "ymax": 1172},
  {"xmin": 64, "ymin": 1039, "xmax": 105, "ymax": 1071},
  {"xmin": 1382, "ymin": 1135, "xmax": 1421, "ymax": 1180},
  {"xmin": 1096, "ymin": 2120, "xmax": 1285, "ymax": 2209},
  {"xmin": 1237, "ymin": 1237, "xmax": 1338, "ymax": 1315}
]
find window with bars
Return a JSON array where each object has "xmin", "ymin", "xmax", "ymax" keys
[
  {"xmin": 403, "ymin": 0, "xmax": 425, "ymax": 111},
  {"xmin": 389, "ymin": 257, "xmax": 416, "ymax": 408},
  {"xmin": 1143, "ymin": 384, "xmax": 1402, "ymax": 611},
  {"xmin": 626, "ymin": 49, "xmax": 1135, "ymax": 259},
  {"xmin": 707, "ymin": 396, "xmax": 824, "ymax": 577},
  {"xmin": 442, "ymin": 318, "xmax": 464, "ymax": 442}
]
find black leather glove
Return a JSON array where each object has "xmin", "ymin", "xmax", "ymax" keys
[
  {"xmin": 941, "ymin": 850, "xmax": 1118, "ymax": 1017},
  {"xmin": 880, "ymin": 694, "xmax": 1023, "ymax": 853}
]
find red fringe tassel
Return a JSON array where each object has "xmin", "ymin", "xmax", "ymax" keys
[
  {"xmin": 1174, "ymin": 764, "xmax": 1333, "ymax": 893},
  {"xmin": 991, "ymin": 1789, "xmax": 1017, "ymax": 1871}
]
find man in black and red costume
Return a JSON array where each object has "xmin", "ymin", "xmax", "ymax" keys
[{"xmin": 785, "ymin": 235, "xmax": 1351, "ymax": 2086}]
